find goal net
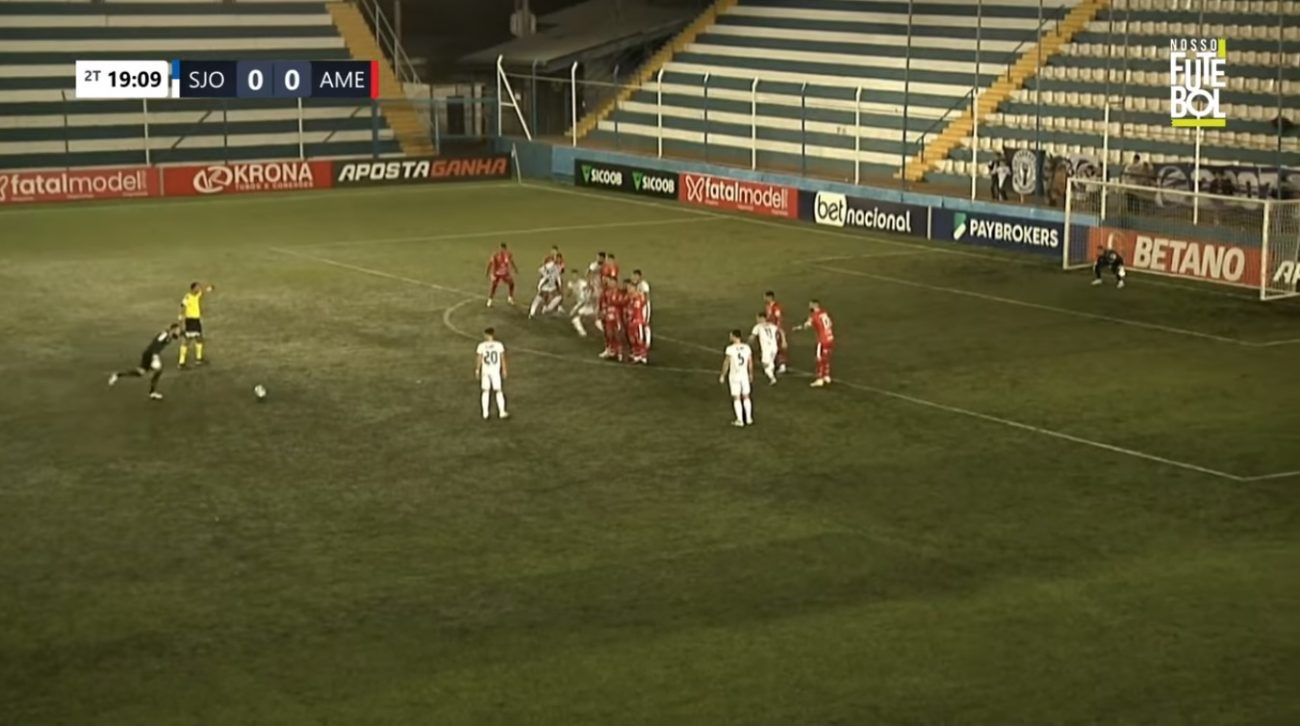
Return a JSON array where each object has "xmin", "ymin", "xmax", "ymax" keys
[{"xmin": 1064, "ymin": 178, "xmax": 1300, "ymax": 301}]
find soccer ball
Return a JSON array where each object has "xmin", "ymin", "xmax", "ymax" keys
[{"xmin": 253, "ymin": 384, "xmax": 267, "ymax": 401}]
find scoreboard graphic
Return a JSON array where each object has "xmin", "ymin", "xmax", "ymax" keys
[{"xmin": 75, "ymin": 60, "xmax": 379, "ymax": 100}]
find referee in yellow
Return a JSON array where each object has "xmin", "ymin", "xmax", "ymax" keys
[{"xmin": 178, "ymin": 281, "xmax": 215, "ymax": 367}]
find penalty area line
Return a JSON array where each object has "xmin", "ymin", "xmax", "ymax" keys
[
  {"xmin": 807, "ymin": 262, "xmax": 1253, "ymax": 347},
  {"xmin": 272, "ymin": 246, "xmax": 718, "ymax": 376},
  {"xmin": 652, "ymin": 333, "xmax": 1258, "ymax": 482},
  {"xmin": 440, "ymin": 298, "xmax": 720, "ymax": 376}
]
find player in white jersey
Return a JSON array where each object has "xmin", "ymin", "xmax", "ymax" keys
[
  {"xmin": 750, "ymin": 312, "xmax": 780, "ymax": 385},
  {"xmin": 529, "ymin": 261, "xmax": 564, "ymax": 318},
  {"xmin": 587, "ymin": 252, "xmax": 607, "ymax": 332},
  {"xmin": 566, "ymin": 269, "xmax": 596, "ymax": 336},
  {"xmin": 718, "ymin": 329, "xmax": 754, "ymax": 427},
  {"xmin": 474, "ymin": 327, "xmax": 509, "ymax": 420}
]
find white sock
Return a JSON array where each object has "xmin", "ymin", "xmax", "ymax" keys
[
  {"xmin": 571, "ymin": 316, "xmax": 586, "ymax": 335},
  {"xmin": 732, "ymin": 399, "xmax": 744, "ymax": 423},
  {"xmin": 742, "ymin": 398, "xmax": 753, "ymax": 424},
  {"xmin": 544, "ymin": 296, "xmax": 563, "ymax": 313},
  {"xmin": 764, "ymin": 363, "xmax": 776, "ymax": 382},
  {"xmin": 528, "ymin": 297, "xmax": 542, "ymax": 317},
  {"xmin": 595, "ymin": 318, "xmax": 604, "ymax": 332},
  {"xmin": 495, "ymin": 392, "xmax": 507, "ymax": 417},
  {"xmin": 481, "ymin": 391, "xmax": 490, "ymax": 419}
]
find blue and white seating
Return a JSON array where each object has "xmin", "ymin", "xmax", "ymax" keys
[
  {"xmin": 933, "ymin": 0, "xmax": 1300, "ymax": 185},
  {"xmin": 585, "ymin": 0, "xmax": 1072, "ymax": 180},
  {"xmin": 0, "ymin": 0, "xmax": 400, "ymax": 170}
]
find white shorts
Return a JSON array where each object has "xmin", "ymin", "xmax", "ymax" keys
[
  {"xmin": 574, "ymin": 302, "xmax": 596, "ymax": 317},
  {"xmin": 480, "ymin": 371, "xmax": 502, "ymax": 392},
  {"xmin": 759, "ymin": 347, "xmax": 777, "ymax": 368},
  {"xmin": 538, "ymin": 282, "xmax": 560, "ymax": 294},
  {"xmin": 728, "ymin": 377, "xmax": 752, "ymax": 397}
]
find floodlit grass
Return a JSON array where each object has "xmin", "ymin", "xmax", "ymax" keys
[{"xmin": 1, "ymin": 181, "xmax": 1297, "ymax": 725}]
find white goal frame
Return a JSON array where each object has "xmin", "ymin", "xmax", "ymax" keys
[{"xmin": 1064, "ymin": 178, "xmax": 1300, "ymax": 302}]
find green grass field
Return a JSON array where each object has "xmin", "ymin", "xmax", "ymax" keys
[{"xmin": 2, "ymin": 180, "xmax": 1298, "ymax": 725}]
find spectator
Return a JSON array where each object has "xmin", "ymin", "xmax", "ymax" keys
[
  {"xmin": 988, "ymin": 155, "xmax": 1010, "ymax": 201},
  {"xmin": 1049, "ymin": 157, "xmax": 1070, "ymax": 207},
  {"xmin": 1121, "ymin": 154, "xmax": 1144, "ymax": 213}
]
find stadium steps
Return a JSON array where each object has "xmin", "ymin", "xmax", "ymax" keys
[
  {"xmin": 901, "ymin": 0, "xmax": 1111, "ymax": 183},
  {"xmin": 570, "ymin": 0, "xmax": 738, "ymax": 143},
  {"xmin": 327, "ymin": 1, "xmax": 433, "ymax": 156}
]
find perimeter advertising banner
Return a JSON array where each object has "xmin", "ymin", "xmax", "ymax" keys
[
  {"xmin": 0, "ymin": 166, "xmax": 157, "ymax": 205},
  {"xmin": 335, "ymin": 155, "xmax": 511, "ymax": 186},
  {"xmin": 802, "ymin": 190, "xmax": 929, "ymax": 238},
  {"xmin": 931, "ymin": 208, "xmax": 1063, "ymax": 256},
  {"xmin": 678, "ymin": 172, "xmax": 796, "ymax": 218},
  {"xmin": 161, "ymin": 159, "xmax": 334, "ymax": 197},
  {"xmin": 1088, "ymin": 226, "xmax": 1260, "ymax": 288},
  {"xmin": 572, "ymin": 159, "xmax": 678, "ymax": 199}
]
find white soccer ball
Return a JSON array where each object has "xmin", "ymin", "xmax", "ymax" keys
[{"xmin": 253, "ymin": 384, "xmax": 267, "ymax": 401}]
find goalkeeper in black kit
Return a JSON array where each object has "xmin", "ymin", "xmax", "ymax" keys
[{"xmin": 1092, "ymin": 246, "xmax": 1126, "ymax": 289}]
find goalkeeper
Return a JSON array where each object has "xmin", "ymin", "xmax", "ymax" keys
[{"xmin": 1092, "ymin": 245, "xmax": 1126, "ymax": 289}]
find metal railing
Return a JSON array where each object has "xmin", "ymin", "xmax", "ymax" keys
[
  {"xmin": 0, "ymin": 94, "xmax": 498, "ymax": 171},
  {"xmin": 351, "ymin": 0, "xmax": 431, "ymax": 133}
]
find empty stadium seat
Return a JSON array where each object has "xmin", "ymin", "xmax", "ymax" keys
[
  {"xmin": 586, "ymin": 0, "xmax": 1076, "ymax": 178},
  {"xmin": 0, "ymin": 0, "xmax": 402, "ymax": 169}
]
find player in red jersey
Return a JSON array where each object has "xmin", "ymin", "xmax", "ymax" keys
[
  {"xmin": 485, "ymin": 242, "xmax": 519, "ymax": 307},
  {"xmin": 625, "ymin": 281, "xmax": 650, "ymax": 364},
  {"xmin": 598, "ymin": 278, "xmax": 625, "ymax": 361},
  {"xmin": 543, "ymin": 245, "xmax": 565, "ymax": 273},
  {"xmin": 763, "ymin": 290, "xmax": 788, "ymax": 373},
  {"xmin": 601, "ymin": 252, "xmax": 620, "ymax": 282},
  {"xmin": 792, "ymin": 299, "xmax": 834, "ymax": 387}
]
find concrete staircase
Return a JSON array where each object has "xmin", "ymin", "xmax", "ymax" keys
[
  {"xmin": 328, "ymin": 2, "xmax": 434, "ymax": 156},
  {"xmin": 570, "ymin": 0, "xmax": 738, "ymax": 143},
  {"xmin": 900, "ymin": 0, "xmax": 1110, "ymax": 182}
]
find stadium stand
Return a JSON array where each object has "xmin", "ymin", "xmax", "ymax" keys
[
  {"xmin": 0, "ymin": 0, "xmax": 410, "ymax": 170},
  {"xmin": 922, "ymin": 0, "xmax": 1300, "ymax": 189},
  {"xmin": 575, "ymin": 0, "xmax": 1081, "ymax": 180}
]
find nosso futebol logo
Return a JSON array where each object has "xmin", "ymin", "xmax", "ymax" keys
[{"xmin": 1169, "ymin": 37, "xmax": 1227, "ymax": 128}]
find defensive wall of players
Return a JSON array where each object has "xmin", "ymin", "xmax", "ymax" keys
[{"xmin": 2, "ymin": 140, "xmax": 1291, "ymax": 292}]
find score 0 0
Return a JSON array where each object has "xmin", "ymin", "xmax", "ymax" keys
[{"xmin": 236, "ymin": 61, "xmax": 310, "ymax": 98}]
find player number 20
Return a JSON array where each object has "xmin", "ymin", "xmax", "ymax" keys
[{"xmin": 482, "ymin": 350, "xmax": 500, "ymax": 366}]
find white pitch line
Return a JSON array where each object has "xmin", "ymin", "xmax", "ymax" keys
[
  {"xmin": 1256, "ymin": 337, "xmax": 1300, "ymax": 347},
  {"xmin": 1237, "ymin": 470, "xmax": 1300, "ymax": 482},
  {"xmin": 801, "ymin": 250, "xmax": 940, "ymax": 263},
  {"xmin": 272, "ymin": 246, "xmax": 718, "ymax": 376},
  {"xmin": 270, "ymin": 246, "xmax": 476, "ymax": 298},
  {"xmin": 439, "ymin": 297, "xmax": 718, "ymax": 376},
  {"xmin": 298, "ymin": 215, "xmax": 720, "ymax": 251},
  {"xmin": 650, "ymin": 332, "xmax": 1283, "ymax": 482},
  {"xmin": 528, "ymin": 182, "xmax": 1283, "ymax": 308},
  {"xmin": 264, "ymin": 249, "xmax": 1300, "ymax": 483},
  {"xmin": 807, "ymin": 262, "xmax": 1253, "ymax": 346}
]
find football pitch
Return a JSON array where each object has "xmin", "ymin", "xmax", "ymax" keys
[{"xmin": 2, "ymin": 180, "xmax": 1297, "ymax": 725}]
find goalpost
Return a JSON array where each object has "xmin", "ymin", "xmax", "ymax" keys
[{"xmin": 1064, "ymin": 178, "xmax": 1300, "ymax": 301}]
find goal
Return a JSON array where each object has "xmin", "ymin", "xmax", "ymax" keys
[{"xmin": 1064, "ymin": 178, "xmax": 1300, "ymax": 301}]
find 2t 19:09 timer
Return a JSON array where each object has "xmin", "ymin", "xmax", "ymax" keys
[{"xmin": 104, "ymin": 70, "xmax": 165, "ymax": 88}]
